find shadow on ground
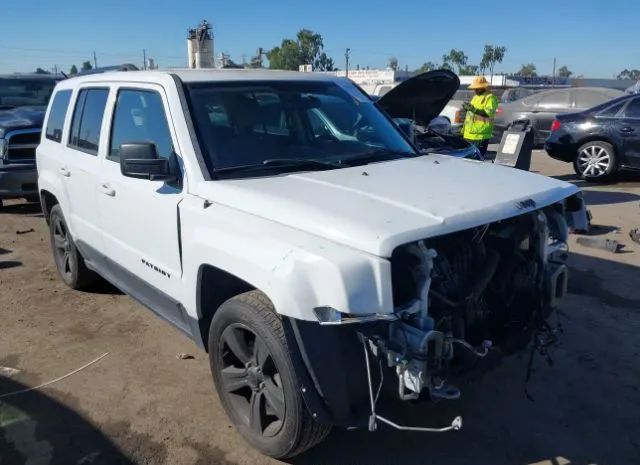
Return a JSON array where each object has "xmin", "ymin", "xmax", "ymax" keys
[
  {"xmin": 0, "ymin": 201, "xmax": 43, "ymax": 217},
  {"xmin": 0, "ymin": 376, "xmax": 134, "ymax": 465},
  {"xmin": 0, "ymin": 260, "xmax": 22, "ymax": 270},
  {"xmin": 288, "ymin": 252, "xmax": 640, "ymax": 465}
]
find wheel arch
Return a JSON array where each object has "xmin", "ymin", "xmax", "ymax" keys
[
  {"xmin": 575, "ymin": 134, "xmax": 619, "ymax": 157},
  {"xmin": 196, "ymin": 263, "xmax": 260, "ymax": 350},
  {"xmin": 39, "ymin": 189, "xmax": 59, "ymax": 222}
]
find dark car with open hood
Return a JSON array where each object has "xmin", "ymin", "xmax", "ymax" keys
[
  {"xmin": 0, "ymin": 74, "xmax": 62, "ymax": 207},
  {"xmin": 374, "ymin": 70, "xmax": 483, "ymax": 160}
]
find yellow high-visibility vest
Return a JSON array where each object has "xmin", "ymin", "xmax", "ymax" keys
[{"xmin": 463, "ymin": 92, "xmax": 498, "ymax": 140}]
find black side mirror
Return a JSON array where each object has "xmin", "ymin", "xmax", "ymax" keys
[{"xmin": 120, "ymin": 142, "xmax": 178, "ymax": 182}]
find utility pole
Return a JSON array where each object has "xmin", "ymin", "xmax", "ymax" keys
[
  {"xmin": 552, "ymin": 57, "xmax": 556, "ymax": 87},
  {"xmin": 143, "ymin": 49, "xmax": 147, "ymax": 70},
  {"xmin": 93, "ymin": 51, "xmax": 98, "ymax": 69},
  {"xmin": 345, "ymin": 48, "xmax": 351, "ymax": 78}
]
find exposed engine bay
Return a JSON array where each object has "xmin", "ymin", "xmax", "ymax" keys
[{"xmin": 364, "ymin": 204, "xmax": 570, "ymax": 404}]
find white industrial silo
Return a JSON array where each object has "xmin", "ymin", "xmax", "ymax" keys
[{"xmin": 187, "ymin": 20, "xmax": 214, "ymax": 69}]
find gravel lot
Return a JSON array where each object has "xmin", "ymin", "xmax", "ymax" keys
[{"xmin": 1, "ymin": 152, "xmax": 639, "ymax": 465}]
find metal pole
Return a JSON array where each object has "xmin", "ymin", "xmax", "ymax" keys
[
  {"xmin": 345, "ymin": 48, "xmax": 350, "ymax": 78},
  {"xmin": 93, "ymin": 51, "xmax": 98, "ymax": 69},
  {"xmin": 143, "ymin": 49, "xmax": 147, "ymax": 70},
  {"xmin": 552, "ymin": 57, "xmax": 556, "ymax": 87}
]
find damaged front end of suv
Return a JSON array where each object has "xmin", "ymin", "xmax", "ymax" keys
[{"xmin": 298, "ymin": 193, "xmax": 584, "ymax": 433}]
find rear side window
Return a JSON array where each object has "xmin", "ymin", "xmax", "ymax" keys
[
  {"xmin": 68, "ymin": 88, "xmax": 109, "ymax": 154},
  {"xmin": 109, "ymin": 89, "xmax": 174, "ymax": 161},
  {"xmin": 598, "ymin": 101, "xmax": 625, "ymax": 117},
  {"xmin": 623, "ymin": 98, "xmax": 640, "ymax": 118},
  {"xmin": 45, "ymin": 90, "xmax": 72, "ymax": 142}
]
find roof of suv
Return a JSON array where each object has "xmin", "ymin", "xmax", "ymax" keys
[{"xmin": 57, "ymin": 69, "xmax": 341, "ymax": 86}]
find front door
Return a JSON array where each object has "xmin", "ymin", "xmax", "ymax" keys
[
  {"xmin": 97, "ymin": 85, "xmax": 186, "ymax": 328},
  {"xmin": 613, "ymin": 97, "xmax": 640, "ymax": 168}
]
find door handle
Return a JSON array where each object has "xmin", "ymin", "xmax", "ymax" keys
[
  {"xmin": 619, "ymin": 126, "xmax": 635, "ymax": 133},
  {"xmin": 100, "ymin": 183, "xmax": 116, "ymax": 197},
  {"xmin": 59, "ymin": 167, "xmax": 71, "ymax": 177}
]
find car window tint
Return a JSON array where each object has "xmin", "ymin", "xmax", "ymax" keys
[
  {"xmin": 69, "ymin": 88, "xmax": 109, "ymax": 154},
  {"xmin": 45, "ymin": 90, "xmax": 72, "ymax": 142},
  {"xmin": 623, "ymin": 97, "xmax": 640, "ymax": 118},
  {"xmin": 598, "ymin": 101, "xmax": 625, "ymax": 117},
  {"xmin": 536, "ymin": 90, "xmax": 570, "ymax": 109},
  {"xmin": 109, "ymin": 89, "xmax": 174, "ymax": 161}
]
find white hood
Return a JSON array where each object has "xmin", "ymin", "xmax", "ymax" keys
[{"xmin": 197, "ymin": 155, "xmax": 579, "ymax": 257}]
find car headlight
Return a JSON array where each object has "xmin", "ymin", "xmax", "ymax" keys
[{"xmin": 0, "ymin": 139, "xmax": 7, "ymax": 160}]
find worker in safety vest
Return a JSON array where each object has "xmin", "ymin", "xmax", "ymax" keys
[{"xmin": 462, "ymin": 76, "xmax": 498, "ymax": 157}]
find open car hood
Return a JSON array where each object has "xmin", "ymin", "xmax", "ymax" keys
[{"xmin": 377, "ymin": 70, "xmax": 459, "ymax": 126}]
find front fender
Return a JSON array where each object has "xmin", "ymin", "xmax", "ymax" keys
[{"xmin": 179, "ymin": 195, "xmax": 393, "ymax": 322}]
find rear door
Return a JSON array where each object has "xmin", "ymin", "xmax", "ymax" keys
[
  {"xmin": 62, "ymin": 86, "xmax": 110, "ymax": 254},
  {"xmin": 613, "ymin": 97, "xmax": 640, "ymax": 167},
  {"xmin": 97, "ymin": 84, "xmax": 186, "ymax": 323}
]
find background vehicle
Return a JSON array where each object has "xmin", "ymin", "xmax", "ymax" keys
[
  {"xmin": 0, "ymin": 74, "xmax": 61, "ymax": 207},
  {"xmin": 38, "ymin": 69, "xmax": 579, "ymax": 459},
  {"xmin": 545, "ymin": 94, "xmax": 640, "ymax": 180},
  {"xmin": 500, "ymin": 87, "xmax": 538, "ymax": 103},
  {"xmin": 494, "ymin": 87, "xmax": 624, "ymax": 145},
  {"xmin": 376, "ymin": 70, "xmax": 482, "ymax": 159}
]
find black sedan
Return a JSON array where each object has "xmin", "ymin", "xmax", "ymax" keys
[{"xmin": 544, "ymin": 94, "xmax": 640, "ymax": 181}]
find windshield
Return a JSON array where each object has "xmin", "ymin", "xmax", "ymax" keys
[
  {"xmin": 184, "ymin": 80, "xmax": 416, "ymax": 178},
  {"xmin": 0, "ymin": 78, "xmax": 58, "ymax": 108}
]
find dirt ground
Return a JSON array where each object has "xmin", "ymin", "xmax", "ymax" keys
[{"xmin": 1, "ymin": 152, "xmax": 639, "ymax": 465}]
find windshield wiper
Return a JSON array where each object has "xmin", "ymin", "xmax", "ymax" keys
[{"xmin": 212, "ymin": 158, "xmax": 343, "ymax": 176}]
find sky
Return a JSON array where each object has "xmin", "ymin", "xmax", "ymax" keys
[{"xmin": 1, "ymin": 0, "xmax": 637, "ymax": 78}]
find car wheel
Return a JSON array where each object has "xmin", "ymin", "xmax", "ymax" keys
[
  {"xmin": 208, "ymin": 290, "xmax": 331, "ymax": 458},
  {"xmin": 573, "ymin": 141, "xmax": 617, "ymax": 181},
  {"xmin": 48, "ymin": 205, "xmax": 97, "ymax": 289}
]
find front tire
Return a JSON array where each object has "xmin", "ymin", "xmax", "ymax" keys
[
  {"xmin": 48, "ymin": 205, "xmax": 97, "ymax": 289},
  {"xmin": 208, "ymin": 290, "xmax": 331, "ymax": 458},
  {"xmin": 573, "ymin": 141, "xmax": 617, "ymax": 181}
]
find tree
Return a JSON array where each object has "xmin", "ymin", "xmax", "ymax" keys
[
  {"xmin": 617, "ymin": 69, "xmax": 640, "ymax": 80},
  {"xmin": 442, "ymin": 49, "xmax": 468, "ymax": 74},
  {"xmin": 517, "ymin": 63, "xmax": 537, "ymax": 77},
  {"xmin": 35, "ymin": 67, "xmax": 50, "ymax": 74},
  {"xmin": 81, "ymin": 61, "xmax": 93, "ymax": 72},
  {"xmin": 388, "ymin": 56, "xmax": 398, "ymax": 71},
  {"xmin": 266, "ymin": 29, "xmax": 335, "ymax": 71},
  {"xmin": 460, "ymin": 65, "xmax": 479, "ymax": 75},
  {"xmin": 557, "ymin": 65, "xmax": 572, "ymax": 78},
  {"xmin": 69, "ymin": 65, "xmax": 78, "ymax": 75},
  {"xmin": 415, "ymin": 61, "xmax": 437, "ymax": 73},
  {"xmin": 479, "ymin": 45, "xmax": 507, "ymax": 76}
]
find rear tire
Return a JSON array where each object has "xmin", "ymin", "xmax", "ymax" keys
[
  {"xmin": 48, "ymin": 204, "xmax": 98, "ymax": 289},
  {"xmin": 573, "ymin": 141, "xmax": 617, "ymax": 181},
  {"xmin": 208, "ymin": 290, "xmax": 331, "ymax": 458}
]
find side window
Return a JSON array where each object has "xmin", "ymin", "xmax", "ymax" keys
[
  {"xmin": 45, "ymin": 90, "xmax": 72, "ymax": 142},
  {"xmin": 68, "ymin": 88, "xmax": 109, "ymax": 154},
  {"xmin": 598, "ymin": 101, "xmax": 625, "ymax": 117},
  {"xmin": 109, "ymin": 89, "xmax": 174, "ymax": 161},
  {"xmin": 536, "ymin": 91, "xmax": 570, "ymax": 110},
  {"xmin": 622, "ymin": 98, "xmax": 640, "ymax": 118},
  {"xmin": 572, "ymin": 90, "xmax": 610, "ymax": 109}
]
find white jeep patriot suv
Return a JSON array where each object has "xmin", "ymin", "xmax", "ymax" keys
[{"xmin": 37, "ymin": 69, "xmax": 582, "ymax": 458}]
